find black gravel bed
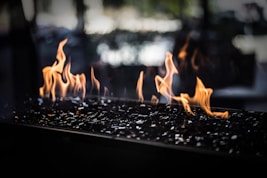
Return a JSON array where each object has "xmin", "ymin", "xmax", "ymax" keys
[{"xmin": 11, "ymin": 97, "xmax": 267, "ymax": 160}]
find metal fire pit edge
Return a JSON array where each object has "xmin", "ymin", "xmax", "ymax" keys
[{"xmin": 0, "ymin": 118, "xmax": 266, "ymax": 176}]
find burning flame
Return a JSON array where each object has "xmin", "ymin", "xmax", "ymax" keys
[
  {"xmin": 190, "ymin": 49, "xmax": 199, "ymax": 71},
  {"xmin": 177, "ymin": 32, "xmax": 200, "ymax": 73},
  {"xmin": 39, "ymin": 38, "xmax": 86, "ymax": 101},
  {"xmin": 178, "ymin": 32, "xmax": 191, "ymax": 60},
  {"xmin": 153, "ymin": 50, "xmax": 228, "ymax": 119},
  {"xmin": 62, "ymin": 60, "xmax": 86, "ymax": 100},
  {"xmin": 180, "ymin": 77, "xmax": 229, "ymax": 119},
  {"xmin": 153, "ymin": 52, "xmax": 193, "ymax": 114},
  {"xmin": 136, "ymin": 71, "xmax": 144, "ymax": 102},
  {"xmin": 90, "ymin": 66, "xmax": 100, "ymax": 95},
  {"xmin": 154, "ymin": 52, "xmax": 178, "ymax": 104},
  {"xmin": 39, "ymin": 37, "xmax": 228, "ymax": 119}
]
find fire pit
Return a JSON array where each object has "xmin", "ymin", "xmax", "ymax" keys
[
  {"xmin": 2, "ymin": 95, "xmax": 265, "ymax": 176},
  {"xmin": 12, "ymin": 96, "xmax": 267, "ymax": 159},
  {"xmin": 1, "ymin": 38, "xmax": 266, "ymax": 176}
]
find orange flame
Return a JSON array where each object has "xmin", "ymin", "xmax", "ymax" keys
[
  {"xmin": 153, "ymin": 51, "xmax": 193, "ymax": 114},
  {"xmin": 180, "ymin": 77, "xmax": 229, "ymax": 119},
  {"xmin": 136, "ymin": 71, "xmax": 144, "ymax": 102},
  {"xmin": 90, "ymin": 66, "xmax": 100, "ymax": 95},
  {"xmin": 154, "ymin": 52, "xmax": 178, "ymax": 104},
  {"xmin": 63, "ymin": 60, "xmax": 86, "ymax": 100},
  {"xmin": 39, "ymin": 38, "xmax": 86, "ymax": 101},
  {"xmin": 39, "ymin": 36, "xmax": 228, "ymax": 119},
  {"xmin": 172, "ymin": 95, "xmax": 194, "ymax": 115},
  {"xmin": 191, "ymin": 49, "xmax": 199, "ymax": 71},
  {"xmin": 178, "ymin": 32, "xmax": 191, "ymax": 60},
  {"xmin": 153, "ymin": 50, "xmax": 228, "ymax": 118},
  {"xmin": 177, "ymin": 33, "xmax": 194, "ymax": 75}
]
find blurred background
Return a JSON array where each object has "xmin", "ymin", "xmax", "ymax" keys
[{"xmin": 1, "ymin": 0, "xmax": 267, "ymax": 118}]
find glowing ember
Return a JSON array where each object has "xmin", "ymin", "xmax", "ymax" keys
[{"xmin": 39, "ymin": 39, "xmax": 86, "ymax": 101}]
